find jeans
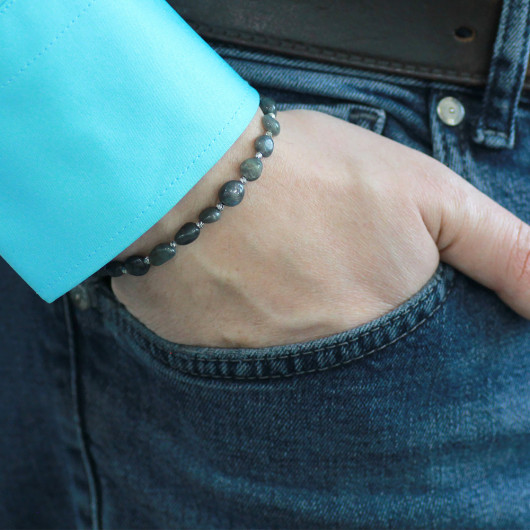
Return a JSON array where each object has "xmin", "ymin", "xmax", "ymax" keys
[{"xmin": 1, "ymin": 2, "xmax": 530, "ymax": 528}]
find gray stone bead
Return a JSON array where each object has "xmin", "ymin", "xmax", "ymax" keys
[
  {"xmin": 105, "ymin": 260, "xmax": 125, "ymax": 277},
  {"xmin": 175, "ymin": 222, "xmax": 200, "ymax": 245},
  {"xmin": 125, "ymin": 255, "xmax": 150, "ymax": 276},
  {"xmin": 262, "ymin": 114, "xmax": 280, "ymax": 136},
  {"xmin": 219, "ymin": 180, "xmax": 245, "ymax": 206},
  {"xmin": 199, "ymin": 206, "xmax": 222, "ymax": 223},
  {"xmin": 254, "ymin": 135, "xmax": 274, "ymax": 157},
  {"xmin": 149, "ymin": 243, "xmax": 176, "ymax": 266},
  {"xmin": 259, "ymin": 96, "xmax": 277, "ymax": 115},
  {"xmin": 240, "ymin": 157, "xmax": 263, "ymax": 181}
]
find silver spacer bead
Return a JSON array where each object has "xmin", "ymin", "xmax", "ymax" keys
[
  {"xmin": 196, "ymin": 221, "xmax": 204, "ymax": 229},
  {"xmin": 216, "ymin": 202, "xmax": 224, "ymax": 211},
  {"xmin": 143, "ymin": 257, "xmax": 150, "ymax": 265},
  {"xmin": 240, "ymin": 176, "xmax": 247, "ymax": 184},
  {"xmin": 121, "ymin": 266, "xmax": 128, "ymax": 274},
  {"xmin": 170, "ymin": 240, "xmax": 177, "ymax": 248},
  {"xmin": 265, "ymin": 130, "xmax": 273, "ymax": 137},
  {"xmin": 255, "ymin": 152, "xmax": 263, "ymax": 159},
  {"xmin": 267, "ymin": 112, "xmax": 276, "ymax": 118}
]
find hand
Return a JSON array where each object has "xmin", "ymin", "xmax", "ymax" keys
[{"xmin": 110, "ymin": 108, "xmax": 530, "ymax": 348}]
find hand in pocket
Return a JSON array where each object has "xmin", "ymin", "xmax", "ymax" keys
[{"xmin": 110, "ymin": 109, "xmax": 530, "ymax": 348}]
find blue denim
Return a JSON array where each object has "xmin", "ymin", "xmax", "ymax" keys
[{"xmin": 1, "ymin": 2, "xmax": 530, "ymax": 528}]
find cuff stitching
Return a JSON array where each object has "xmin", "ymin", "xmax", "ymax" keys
[{"xmin": 0, "ymin": 0, "xmax": 97, "ymax": 90}]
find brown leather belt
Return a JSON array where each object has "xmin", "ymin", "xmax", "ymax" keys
[{"xmin": 167, "ymin": 0, "xmax": 530, "ymax": 89}]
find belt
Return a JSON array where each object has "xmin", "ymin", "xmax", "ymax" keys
[{"xmin": 167, "ymin": 0, "xmax": 530, "ymax": 89}]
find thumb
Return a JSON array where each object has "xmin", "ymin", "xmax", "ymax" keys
[{"xmin": 419, "ymin": 164, "xmax": 530, "ymax": 319}]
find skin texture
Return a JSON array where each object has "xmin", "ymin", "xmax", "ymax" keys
[{"xmin": 111, "ymin": 108, "xmax": 530, "ymax": 348}]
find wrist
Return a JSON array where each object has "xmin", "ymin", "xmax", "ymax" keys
[{"xmin": 113, "ymin": 105, "xmax": 265, "ymax": 263}]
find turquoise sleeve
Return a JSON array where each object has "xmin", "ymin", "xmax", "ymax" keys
[{"xmin": 0, "ymin": 0, "xmax": 259, "ymax": 303}]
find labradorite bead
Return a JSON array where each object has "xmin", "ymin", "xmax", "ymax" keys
[
  {"xmin": 105, "ymin": 260, "xmax": 125, "ymax": 277},
  {"xmin": 240, "ymin": 157, "xmax": 263, "ymax": 181},
  {"xmin": 199, "ymin": 206, "xmax": 222, "ymax": 223},
  {"xmin": 149, "ymin": 243, "xmax": 176, "ymax": 266},
  {"xmin": 219, "ymin": 180, "xmax": 245, "ymax": 206},
  {"xmin": 262, "ymin": 114, "xmax": 280, "ymax": 136},
  {"xmin": 175, "ymin": 222, "xmax": 200, "ymax": 245},
  {"xmin": 254, "ymin": 135, "xmax": 274, "ymax": 157},
  {"xmin": 125, "ymin": 255, "xmax": 150, "ymax": 276},
  {"xmin": 259, "ymin": 96, "xmax": 277, "ymax": 115}
]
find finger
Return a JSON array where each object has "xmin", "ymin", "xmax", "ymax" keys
[{"xmin": 418, "ymin": 164, "xmax": 530, "ymax": 319}]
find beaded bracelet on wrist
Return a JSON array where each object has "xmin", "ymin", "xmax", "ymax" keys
[{"xmin": 97, "ymin": 95, "xmax": 280, "ymax": 278}]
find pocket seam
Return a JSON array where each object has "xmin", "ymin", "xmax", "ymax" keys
[
  {"xmin": 156, "ymin": 270, "xmax": 455, "ymax": 380},
  {"xmin": 93, "ymin": 259, "xmax": 455, "ymax": 380},
  {"xmin": 165, "ymin": 266, "xmax": 453, "ymax": 365}
]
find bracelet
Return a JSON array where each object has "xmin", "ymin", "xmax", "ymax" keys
[{"xmin": 97, "ymin": 95, "xmax": 280, "ymax": 278}]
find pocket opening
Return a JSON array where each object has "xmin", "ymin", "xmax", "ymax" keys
[{"xmin": 92, "ymin": 263, "xmax": 456, "ymax": 381}]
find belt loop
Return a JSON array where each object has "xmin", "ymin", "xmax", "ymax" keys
[{"xmin": 473, "ymin": 0, "xmax": 530, "ymax": 149}]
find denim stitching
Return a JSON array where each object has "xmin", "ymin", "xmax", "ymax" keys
[
  {"xmin": 477, "ymin": 0, "xmax": 530, "ymax": 141},
  {"xmin": 488, "ymin": 0, "xmax": 510, "ymax": 129},
  {"xmin": 44, "ymin": 92, "xmax": 253, "ymax": 290},
  {"xmin": 488, "ymin": 5, "xmax": 521, "ymax": 138},
  {"xmin": 503, "ymin": 5, "xmax": 528, "ymax": 138},
  {"xmin": 163, "ymin": 275, "xmax": 456, "ymax": 380},
  {"xmin": 63, "ymin": 296, "xmax": 101, "ymax": 528},
  {"xmin": 0, "ymin": 0, "xmax": 97, "ymax": 90},
  {"xmin": 505, "ymin": 5, "xmax": 530, "ymax": 138},
  {"xmin": 166, "ymin": 267, "xmax": 448, "ymax": 363},
  {"xmin": 0, "ymin": 0, "xmax": 16, "ymax": 16}
]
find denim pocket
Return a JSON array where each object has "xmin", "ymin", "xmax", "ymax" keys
[{"xmin": 91, "ymin": 262, "xmax": 455, "ymax": 381}]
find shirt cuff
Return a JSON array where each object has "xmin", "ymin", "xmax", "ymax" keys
[{"xmin": 0, "ymin": 0, "xmax": 259, "ymax": 303}]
